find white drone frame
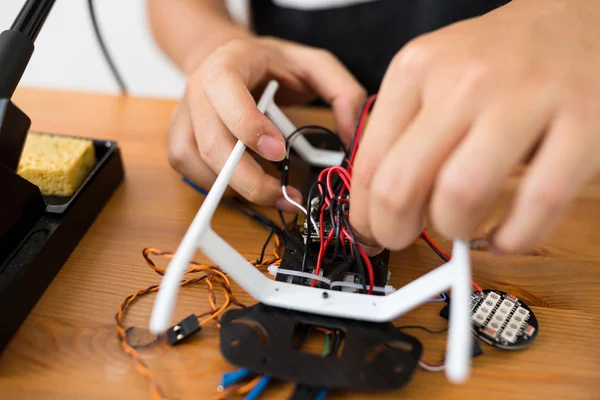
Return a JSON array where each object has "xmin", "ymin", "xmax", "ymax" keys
[{"xmin": 150, "ymin": 81, "xmax": 473, "ymax": 384}]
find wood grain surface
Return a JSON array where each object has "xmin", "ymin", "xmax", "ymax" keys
[{"xmin": 1, "ymin": 88, "xmax": 599, "ymax": 400}]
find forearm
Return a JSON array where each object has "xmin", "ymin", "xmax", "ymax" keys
[{"xmin": 147, "ymin": 0, "xmax": 251, "ymax": 75}]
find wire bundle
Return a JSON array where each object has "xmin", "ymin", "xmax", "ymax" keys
[
  {"xmin": 282, "ymin": 95, "xmax": 378, "ymax": 295},
  {"xmin": 115, "ymin": 237, "xmax": 283, "ymax": 400}
]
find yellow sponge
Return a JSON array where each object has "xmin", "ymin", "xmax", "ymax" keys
[{"xmin": 17, "ymin": 132, "xmax": 96, "ymax": 196}]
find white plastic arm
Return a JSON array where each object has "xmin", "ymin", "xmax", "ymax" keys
[
  {"xmin": 149, "ymin": 81, "xmax": 473, "ymax": 383},
  {"xmin": 265, "ymin": 103, "xmax": 345, "ymax": 167}
]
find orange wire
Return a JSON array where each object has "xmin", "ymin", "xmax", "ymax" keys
[{"xmin": 117, "ymin": 239, "xmax": 282, "ymax": 400}]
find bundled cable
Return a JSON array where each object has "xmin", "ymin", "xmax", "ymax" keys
[
  {"xmin": 116, "ymin": 238, "xmax": 283, "ymax": 400},
  {"xmin": 280, "ymin": 97, "xmax": 378, "ymax": 294}
]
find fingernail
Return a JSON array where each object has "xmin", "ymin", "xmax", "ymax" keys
[
  {"xmin": 276, "ymin": 194, "xmax": 304, "ymax": 213},
  {"xmin": 257, "ymin": 135, "xmax": 285, "ymax": 161}
]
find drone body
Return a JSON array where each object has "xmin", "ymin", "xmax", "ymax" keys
[{"xmin": 150, "ymin": 80, "xmax": 473, "ymax": 384}]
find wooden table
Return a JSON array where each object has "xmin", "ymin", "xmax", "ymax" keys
[{"xmin": 1, "ymin": 89, "xmax": 599, "ymax": 400}]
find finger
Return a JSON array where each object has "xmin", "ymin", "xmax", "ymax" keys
[
  {"xmin": 201, "ymin": 41, "xmax": 287, "ymax": 162},
  {"xmin": 430, "ymin": 93, "xmax": 554, "ymax": 240},
  {"xmin": 282, "ymin": 44, "xmax": 367, "ymax": 143},
  {"xmin": 366, "ymin": 103, "xmax": 470, "ymax": 250},
  {"xmin": 187, "ymin": 92, "xmax": 302, "ymax": 211},
  {"xmin": 493, "ymin": 114, "xmax": 600, "ymax": 253},
  {"xmin": 349, "ymin": 48, "xmax": 424, "ymax": 246},
  {"xmin": 167, "ymin": 101, "xmax": 219, "ymax": 188}
]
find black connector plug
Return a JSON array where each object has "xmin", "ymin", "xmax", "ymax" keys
[
  {"xmin": 281, "ymin": 158, "xmax": 290, "ymax": 186},
  {"xmin": 166, "ymin": 314, "xmax": 201, "ymax": 345}
]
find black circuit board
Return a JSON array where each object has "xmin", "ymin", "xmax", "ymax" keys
[
  {"xmin": 470, "ymin": 290, "xmax": 539, "ymax": 350},
  {"xmin": 275, "ymin": 228, "xmax": 390, "ymax": 295}
]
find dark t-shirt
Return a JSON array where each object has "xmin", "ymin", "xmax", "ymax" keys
[{"xmin": 251, "ymin": 0, "xmax": 511, "ymax": 93}]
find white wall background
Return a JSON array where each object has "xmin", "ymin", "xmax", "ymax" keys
[{"xmin": 0, "ymin": 0, "xmax": 249, "ymax": 99}]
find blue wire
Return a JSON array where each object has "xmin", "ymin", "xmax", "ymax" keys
[
  {"xmin": 220, "ymin": 368, "xmax": 251, "ymax": 389},
  {"xmin": 426, "ymin": 292, "xmax": 448, "ymax": 303},
  {"xmin": 314, "ymin": 388, "xmax": 328, "ymax": 400},
  {"xmin": 244, "ymin": 376, "xmax": 271, "ymax": 400},
  {"xmin": 182, "ymin": 177, "xmax": 209, "ymax": 196}
]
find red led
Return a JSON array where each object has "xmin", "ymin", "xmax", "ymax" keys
[{"xmin": 525, "ymin": 325, "xmax": 535, "ymax": 336}]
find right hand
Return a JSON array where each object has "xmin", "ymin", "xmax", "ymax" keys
[{"xmin": 167, "ymin": 37, "xmax": 366, "ymax": 211}]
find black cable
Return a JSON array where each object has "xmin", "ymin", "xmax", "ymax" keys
[
  {"xmin": 340, "ymin": 214, "xmax": 368, "ymax": 292},
  {"xmin": 230, "ymin": 197, "xmax": 286, "ymax": 240},
  {"xmin": 182, "ymin": 177, "xmax": 286, "ymax": 241},
  {"xmin": 286, "ymin": 125, "xmax": 347, "ymax": 156},
  {"xmin": 87, "ymin": 0, "xmax": 129, "ymax": 95},
  {"xmin": 330, "ymin": 198, "xmax": 343, "ymax": 262},
  {"xmin": 421, "ymin": 233, "xmax": 450, "ymax": 263},
  {"xmin": 396, "ymin": 325, "xmax": 449, "ymax": 335},
  {"xmin": 301, "ymin": 181, "xmax": 327, "ymax": 273},
  {"xmin": 256, "ymin": 229, "xmax": 275, "ymax": 265},
  {"xmin": 278, "ymin": 210, "xmax": 292, "ymax": 237}
]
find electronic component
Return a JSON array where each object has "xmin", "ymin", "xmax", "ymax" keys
[
  {"xmin": 274, "ymin": 226, "xmax": 391, "ymax": 295},
  {"xmin": 440, "ymin": 289, "xmax": 539, "ymax": 350},
  {"xmin": 166, "ymin": 314, "xmax": 201, "ymax": 345},
  {"xmin": 470, "ymin": 290, "xmax": 538, "ymax": 350}
]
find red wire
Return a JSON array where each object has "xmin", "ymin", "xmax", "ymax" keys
[
  {"xmin": 340, "ymin": 228, "xmax": 374, "ymax": 295},
  {"xmin": 311, "ymin": 201, "xmax": 332, "ymax": 287},
  {"xmin": 420, "ymin": 358, "xmax": 445, "ymax": 367},
  {"xmin": 422, "ymin": 229, "xmax": 483, "ymax": 293},
  {"xmin": 349, "ymin": 94, "xmax": 377, "ymax": 165},
  {"xmin": 421, "ymin": 229, "xmax": 450, "ymax": 260},
  {"xmin": 326, "ymin": 167, "xmax": 352, "ymax": 198},
  {"xmin": 357, "ymin": 244, "xmax": 375, "ymax": 295},
  {"xmin": 310, "ymin": 95, "xmax": 379, "ymax": 294}
]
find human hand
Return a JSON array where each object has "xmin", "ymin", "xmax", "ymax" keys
[
  {"xmin": 168, "ymin": 37, "xmax": 366, "ymax": 211},
  {"xmin": 350, "ymin": 0, "xmax": 600, "ymax": 254}
]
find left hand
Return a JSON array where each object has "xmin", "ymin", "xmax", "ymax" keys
[{"xmin": 350, "ymin": 0, "xmax": 600, "ymax": 254}]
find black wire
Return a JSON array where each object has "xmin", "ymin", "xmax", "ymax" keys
[
  {"xmin": 340, "ymin": 214, "xmax": 368, "ymax": 292},
  {"xmin": 330, "ymin": 198, "xmax": 344, "ymax": 261},
  {"xmin": 87, "ymin": 0, "xmax": 129, "ymax": 95},
  {"xmin": 286, "ymin": 125, "xmax": 347, "ymax": 156},
  {"xmin": 278, "ymin": 210, "xmax": 292, "ymax": 237},
  {"xmin": 396, "ymin": 325, "xmax": 449, "ymax": 335},
  {"xmin": 256, "ymin": 229, "xmax": 275, "ymax": 264},
  {"xmin": 421, "ymin": 233, "xmax": 450, "ymax": 262},
  {"xmin": 231, "ymin": 197, "xmax": 286, "ymax": 240},
  {"xmin": 183, "ymin": 177, "xmax": 287, "ymax": 241},
  {"xmin": 301, "ymin": 181, "xmax": 327, "ymax": 273}
]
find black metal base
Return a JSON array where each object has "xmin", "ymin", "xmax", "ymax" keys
[
  {"xmin": 220, "ymin": 303, "xmax": 422, "ymax": 391},
  {"xmin": 0, "ymin": 136, "xmax": 124, "ymax": 352}
]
